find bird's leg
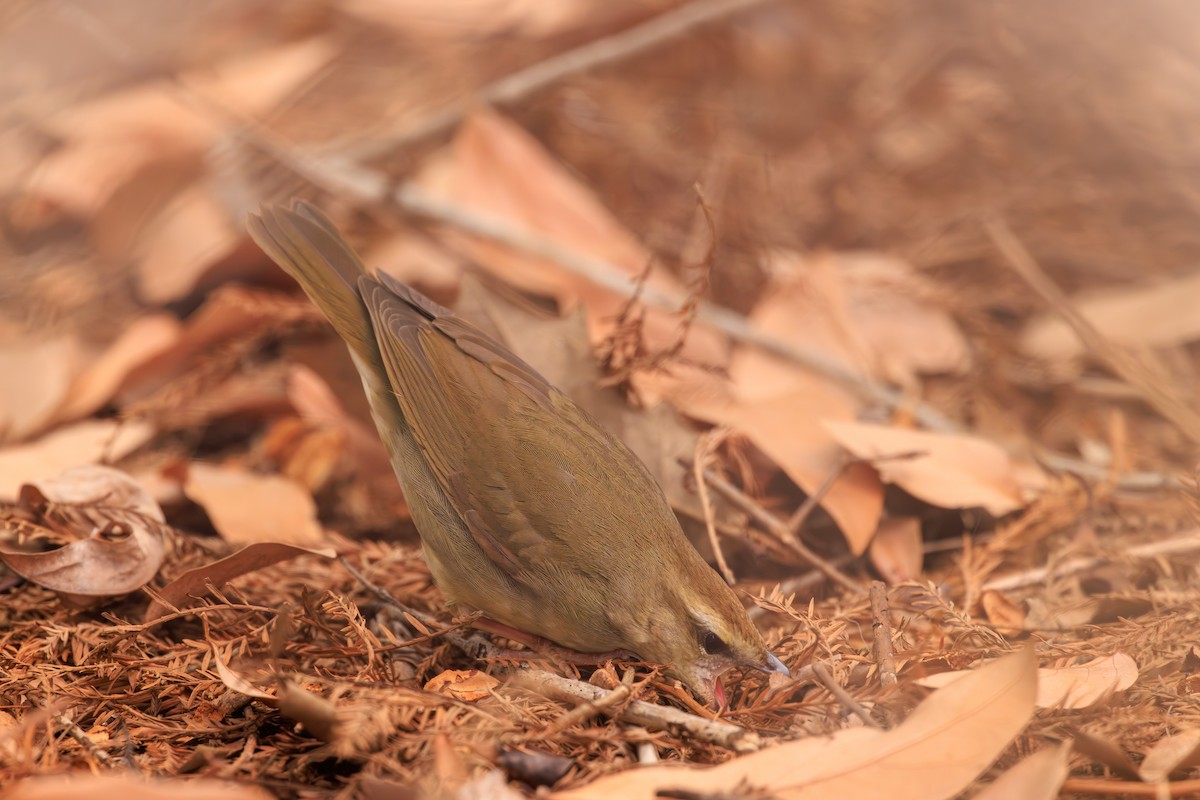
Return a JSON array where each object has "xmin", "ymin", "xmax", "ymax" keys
[{"xmin": 467, "ymin": 616, "xmax": 641, "ymax": 665}]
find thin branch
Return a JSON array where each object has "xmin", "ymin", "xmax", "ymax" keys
[
  {"xmin": 869, "ymin": 581, "xmax": 897, "ymax": 688},
  {"xmin": 326, "ymin": 0, "xmax": 782, "ymax": 162},
  {"xmin": 511, "ymin": 669, "xmax": 762, "ymax": 753},
  {"xmin": 985, "ymin": 217, "xmax": 1200, "ymax": 445},
  {"xmin": 688, "ymin": 461, "xmax": 864, "ymax": 594},
  {"xmin": 982, "ymin": 529, "xmax": 1200, "ymax": 592}
]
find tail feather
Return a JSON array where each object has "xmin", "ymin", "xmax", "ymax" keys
[{"xmin": 247, "ymin": 201, "xmax": 379, "ymax": 368}]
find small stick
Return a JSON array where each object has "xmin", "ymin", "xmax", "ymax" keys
[
  {"xmin": 687, "ymin": 461, "xmax": 863, "ymax": 593},
  {"xmin": 985, "ymin": 217, "xmax": 1200, "ymax": 445},
  {"xmin": 536, "ymin": 674, "xmax": 634, "ymax": 739},
  {"xmin": 811, "ymin": 662, "xmax": 880, "ymax": 729},
  {"xmin": 693, "ymin": 427, "xmax": 736, "ymax": 584},
  {"xmin": 1060, "ymin": 778, "xmax": 1200, "ymax": 797},
  {"xmin": 869, "ymin": 581, "xmax": 898, "ymax": 688},
  {"xmin": 512, "ymin": 670, "xmax": 762, "ymax": 753},
  {"xmin": 982, "ymin": 529, "xmax": 1200, "ymax": 593}
]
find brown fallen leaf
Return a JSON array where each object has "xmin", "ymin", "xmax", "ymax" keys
[
  {"xmin": 183, "ymin": 462, "xmax": 326, "ymax": 546},
  {"xmin": 1020, "ymin": 270, "xmax": 1200, "ymax": 361},
  {"xmin": 645, "ymin": 365, "xmax": 884, "ymax": 552},
  {"xmin": 1139, "ymin": 728, "xmax": 1200, "ymax": 784},
  {"xmin": 0, "ymin": 335, "xmax": 78, "ymax": 443},
  {"xmin": 0, "ymin": 465, "xmax": 166, "ymax": 598},
  {"xmin": 974, "ymin": 741, "xmax": 1071, "ymax": 800},
  {"xmin": 143, "ymin": 541, "xmax": 335, "ymax": 622},
  {"xmin": 981, "ymin": 589, "xmax": 1028, "ymax": 633},
  {"xmin": 553, "ymin": 648, "xmax": 1036, "ymax": 800},
  {"xmin": 919, "ymin": 652, "xmax": 1138, "ymax": 710},
  {"xmin": 868, "ymin": 517, "xmax": 923, "ymax": 584},
  {"xmin": 27, "ymin": 37, "xmax": 337, "ymax": 221},
  {"xmin": 0, "ymin": 419, "xmax": 155, "ymax": 501},
  {"xmin": 824, "ymin": 420, "xmax": 1034, "ymax": 516},
  {"xmin": 415, "ymin": 109, "xmax": 726, "ymax": 365},
  {"xmin": 50, "ymin": 314, "xmax": 182, "ymax": 425},
  {"xmin": 424, "ymin": 669, "xmax": 499, "ymax": 702},
  {"xmin": 2, "ymin": 773, "xmax": 274, "ymax": 800}
]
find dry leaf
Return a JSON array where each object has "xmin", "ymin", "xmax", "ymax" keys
[
  {"xmin": 415, "ymin": 110, "xmax": 726, "ymax": 364},
  {"xmin": 278, "ymin": 682, "xmax": 339, "ymax": 742},
  {"xmin": 424, "ymin": 669, "xmax": 499, "ymax": 702},
  {"xmin": 51, "ymin": 314, "xmax": 182, "ymax": 425},
  {"xmin": 134, "ymin": 182, "xmax": 242, "ymax": 304},
  {"xmin": 981, "ymin": 589, "xmax": 1028, "ymax": 632},
  {"xmin": 554, "ymin": 648, "xmax": 1036, "ymax": 799},
  {"xmin": 2, "ymin": 773, "xmax": 275, "ymax": 800},
  {"xmin": 28, "ymin": 37, "xmax": 336, "ymax": 220},
  {"xmin": 823, "ymin": 421, "xmax": 1031, "ymax": 515},
  {"xmin": 647, "ymin": 366, "xmax": 884, "ymax": 552},
  {"xmin": 183, "ymin": 462, "xmax": 326, "ymax": 545},
  {"xmin": 868, "ymin": 517, "xmax": 923, "ymax": 583},
  {"xmin": 1020, "ymin": 270, "xmax": 1200, "ymax": 360},
  {"xmin": 1035, "ymin": 653, "xmax": 1138, "ymax": 709},
  {"xmin": 973, "ymin": 742, "xmax": 1071, "ymax": 800},
  {"xmin": 144, "ymin": 541, "xmax": 335, "ymax": 621},
  {"xmin": 0, "ymin": 465, "xmax": 166, "ymax": 597},
  {"xmin": 1139, "ymin": 728, "xmax": 1200, "ymax": 783},
  {"xmin": 0, "ymin": 419, "xmax": 155, "ymax": 501},
  {"xmin": 919, "ymin": 652, "xmax": 1138, "ymax": 710},
  {"xmin": 211, "ymin": 645, "xmax": 277, "ymax": 702},
  {"xmin": 0, "ymin": 336, "xmax": 78, "ymax": 443}
]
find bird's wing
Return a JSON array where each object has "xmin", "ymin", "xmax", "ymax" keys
[{"xmin": 359, "ymin": 273, "xmax": 632, "ymax": 586}]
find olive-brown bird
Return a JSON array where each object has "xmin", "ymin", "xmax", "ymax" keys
[{"xmin": 247, "ymin": 201, "xmax": 787, "ymax": 705}]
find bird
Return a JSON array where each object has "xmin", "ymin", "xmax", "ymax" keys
[{"xmin": 247, "ymin": 200, "xmax": 788, "ymax": 706}]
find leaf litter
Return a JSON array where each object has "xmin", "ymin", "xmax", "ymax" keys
[{"xmin": 2, "ymin": 1, "xmax": 1200, "ymax": 798}]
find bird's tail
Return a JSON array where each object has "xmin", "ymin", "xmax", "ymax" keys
[{"xmin": 247, "ymin": 201, "xmax": 379, "ymax": 368}]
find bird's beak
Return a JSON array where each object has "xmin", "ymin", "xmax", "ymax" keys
[{"xmin": 751, "ymin": 651, "xmax": 790, "ymax": 677}]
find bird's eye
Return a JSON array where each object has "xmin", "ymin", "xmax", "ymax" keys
[{"xmin": 701, "ymin": 631, "xmax": 730, "ymax": 656}]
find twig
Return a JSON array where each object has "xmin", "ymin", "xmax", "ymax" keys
[
  {"xmin": 869, "ymin": 582, "xmax": 897, "ymax": 688},
  {"xmin": 55, "ymin": 712, "xmax": 111, "ymax": 765},
  {"xmin": 982, "ymin": 529, "xmax": 1200, "ymax": 592},
  {"xmin": 785, "ymin": 462, "xmax": 845, "ymax": 540},
  {"xmin": 694, "ymin": 427, "xmax": 736, "ymax": 584},
  {"xmin": 535, "ymin": 672, "xmax": 634, "ymax": 739},
  {"xmin": 1060, "ymin": 778, "xmax": 1200, "ymax": 797},
  {"xmin": 687, "ymin": 461, "xmax": 863, "ymax": 594},
  {"xmin": 985, "ymin": 217, "xmax": 1200, "ymax": 445},
  {"xmin": 325, "ymin": 0, "xmax": 782, "ymax": 163},
  {"xmin": 511, "ymin": 670, "xmax": 762, "ymax": 753},
  {"xmin": 811, "ymin": 662, "xmax": 880, "ymax": 729}
]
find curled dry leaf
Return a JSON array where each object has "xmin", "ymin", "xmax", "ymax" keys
[
  {"xmin": 143, "ymin": 541, "xmax": 335, "ymax": 622},
  {"xmin": 0, "ymin": 465, "xmax": 166, "ymax": 597},
  {"xmin": 919, "ymin": 652, "xmax": 1138, "ymax": 710},
  {"xmin": 183, "ymin": 462, "xmax": 326, "ymax": 546},
  {"xmin": 973, "ymin": 741, "xmax": 1071, "ymax": 800},
  {"xmin": 824, "ymin": 420, "xmax": 1034, "ymax": 516},
  {"xmin": 2, "ymin": 773, "xmax": 275, "ymax": 800},
  {"xmin": 554, "ymin": 648, "xmax": 1036, "ymax": 800},
  {"xmin": 425, "ymin": 669, "xmax": 500, "ymax": 702}
]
